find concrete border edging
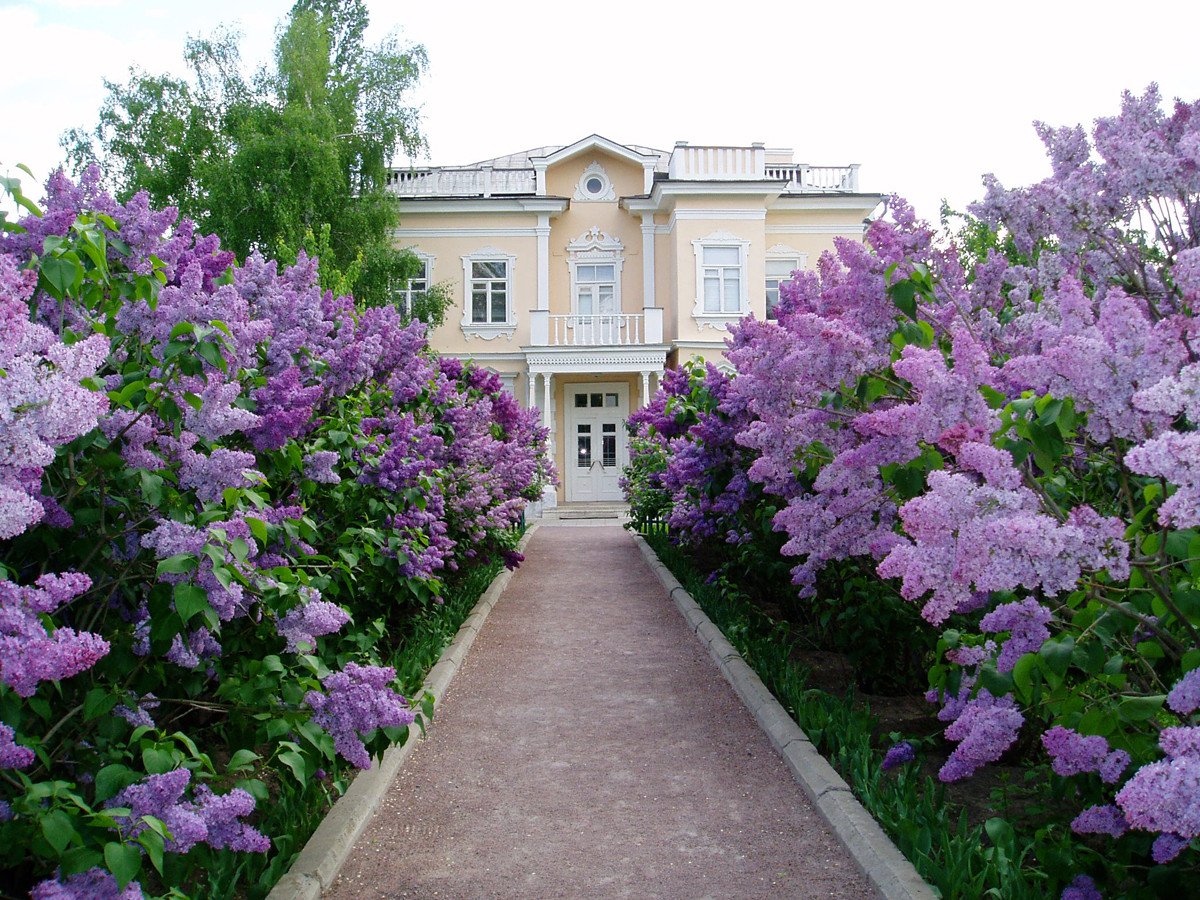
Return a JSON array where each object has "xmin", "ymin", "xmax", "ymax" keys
[
  {"xmin": 268, "ymin": 523, "xmax": 540, "ymax": 900},
  {"xmin": 631, "ymin": 533, "xmax": 936, "ymax": 900}
]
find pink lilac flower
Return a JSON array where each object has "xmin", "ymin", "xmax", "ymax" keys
[
  {"xmin": 1042, "ymin": 726, "xmax": 1114, "ymax": 777},
  {"xmin": 980, "ymin": 599, "xmax": 1052, "ymax": 672},
  {"xmin": 305, "ymin": 663, "xmax": 415, "ymax": 769},
  {"xmin": 1071, "ymin": 804, "xmax": 1129, "ymax": 838},
  {"xmin": 1116, "ymin": 728, "xmax": 1200, "ymax": 842},
  {"xmin": 0, "ymin": 721, "xmax": 34, "ymax": 769},
  {"xmin": 31, "ymin": 867, "xmax": 143, "ymax": 899},
  {"xmin": 1126, "ymin": 432, "xmax": 1200, "ymax": 528},
  {"xmin": 1168, "ymin": 669, "xmax": 1200, "ymax": 715},
  {"xmin": 939, "ymin": 690, "xmax": 1024, "ymax": 782}
]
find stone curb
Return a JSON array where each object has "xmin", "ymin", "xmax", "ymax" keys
[
  {"xmin": 268, "ymin": 523, "xmax": 540, "ymax": 900},
  {"xmin": 631, "ymin": 533, "xmax": 936, "ymax": 900}
]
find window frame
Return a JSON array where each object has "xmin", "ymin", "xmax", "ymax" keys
[
  {"xmin": 459, "ymin": 248, "xmax": 517, "ymax": 340},
  {"xmin": 691, "ymin": 232, "xmax": 751, "ymax": 329},
  {"xmin": 764, "ymin": 245, "xmax": 808, "ymax": 321},
  {"xmin": 398, "ymin": 251, "xmax": 435, "ymax": 317}
]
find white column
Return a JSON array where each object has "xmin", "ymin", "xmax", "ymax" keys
[
  {"xmin": 641, "ymin": 213, "xmax": 656, "ymax": 309},
  {"xmin": 542, "ymin": 372, "xmax": 553, "ymax": 433},
  {"xmin": 527, "ymin": 370, "xmax": 538, "ymax": 411},
  {"xmin": 641, "ymin": 371, "xmax": 651, "ymax": 408},
  {"xmin": 536, "ymin": 214, "xmax": 550, "ymax": 311}
]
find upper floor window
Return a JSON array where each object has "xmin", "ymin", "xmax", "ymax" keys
[
  {"xmin": 460, "ymin": 248, "xmax": 517, "ymax": 340},
  {"xmin": 765, "ymin": 258, "xmax": 800, "ymax": 319},
  {"xmin": 470, "ymin": 260, "xmax": 508, "ymax": 324},
  {"xmin": 566, "ymin": 227, "xmax": 625, "ymax": 320},
  {"xmin": 764, "ymin": 246, "xmax": 808, "ymax": 321},
  {"xmin": 691, "ymin": 232, "xmax": 750, "ymax": 329},
  {"xmin": 575, "ymin": 263, "xmax": 617, "ymax": 316},
  {"xmin": 398, "ymin": 253, "xmax": 433, "ymax": 316},
  {"xmin": 574, "ymin": 162, "xmax": 616, "ymax": 202}
]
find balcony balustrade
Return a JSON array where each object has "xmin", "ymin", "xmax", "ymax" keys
[
  {"xmin": 385, "ymin": 167, "xmax": 536, "ymax": 197},
  {"xmin": 529, "ymin": 309, "xmax": 664, "ymax": 347}
]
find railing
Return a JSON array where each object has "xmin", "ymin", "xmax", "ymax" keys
[
  {"xmin": 764, "ymin": 164, "xmax": 861, "ymax": 192},
  {"xmin": 547, "ymin": 314, "xmax": 644, "ymax": 346},
  {"xmin": 385, "ymin": 167, "xmax": 537, "ymax": 197},
  {"xmin": 668, "ymin": 144, "xmax": 767, "ymax": 180}
]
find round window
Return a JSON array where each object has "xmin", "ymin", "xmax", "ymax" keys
[{"xmin": 586, "ymin": 176, "xmax": 604, "ymax": 195}]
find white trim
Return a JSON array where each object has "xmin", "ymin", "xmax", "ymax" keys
[
  {"xmin": 672, "ymin": 208, "xmax": 767, "ymax": 221},
  {"xmin": 460, "ymin": 247, "xmax": 517, "ymax": 341},
  {"xmin": 525, "ymin": 347, "xmax": 669, "ymax": 373},
  {"xmin": 640, "ymin": 213, "xmax": 656, "ymax": 309},
  {"xmin": 766, "ymin": 224, "xmax": 868, "ymax": 235},
  {"xmin": 394, "ymin": 198, "xmax": 569, "ymax": 214},
  {"xmin": 770, "ymin": 195, "xmax": 884, "ymax": 211},
  {"xmin": 573, "ymin": 162, "xmax": 616, "ymax": 202},
  {"xmin": 530, "ymin": 134, "xmax": 660, "ymax": 168},
  {"xmin": 395, "ymin": 227, "xmax": 539, "ymax": 238},
  {"xmin": 673, "ymin": 340, "xmax": 731, "ymax": 350},
  {"xmin": 691, "ymin": 230, "xmax": 751, "ymax": 330},
  {"xmin": 536, "ymin": 215, "xmax": 550, "ymax": 311}
]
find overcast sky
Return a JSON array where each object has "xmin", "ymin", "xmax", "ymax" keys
[{"xmin": 4, "ymin": 0, "xmax": 1200, "ymax": 224}]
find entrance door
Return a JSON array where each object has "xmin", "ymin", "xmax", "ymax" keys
[{"xmin": 566, "ymin": 383, "xmax": 628, "ymax": 502}]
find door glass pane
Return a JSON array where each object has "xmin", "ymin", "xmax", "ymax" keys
[
  {"xmin": 602, "ymin": 432, "xmax": 616, "ymax": 467},
  {"xmin": 598, "ymin": 285, "xmax": 615, "ymax": 314},
  {"xmin": 590, "ymin": 393, "xmax": 602, "ymax": 407},
  {"xmin": 574, "ymin": 393, "xmax": 588, "ymax": 408},
  {"xmin": 576, "ymin": 434, "xmax": 591, "ymax": 468},
  {"xmin": 577, "ymin": 285, "xmax": 593, "ymax": 315},
  {"xmin": 604, "ymin": 393, "xmax": 618, "ymax": 407}
]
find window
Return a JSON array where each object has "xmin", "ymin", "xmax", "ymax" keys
[
  {"xmin": 575, "ymin": 263, "xmax": 616, "ymax": 316},
  {"xmin": 398, "ymin": 255, "xmax": 431, "ymax": 316},
  {"xmin": 765, "ymin": 257, "xmax": 801, "ymax": 320},
  {"xmin": 702, "ymin": 246, "xmax": 742, "ymax": 313},
  {"xmin": 574, "ymin": 162, "xmax": 615, "ymax": 201},
  {"xmin": 460, "ymin": 248, "xmax": 517, "ymax": 339},
  {"xmin": 470, "ymin": 260, "xmax": 508, "ymax": 324},
  {"xmin": 691, "ymin": 232, "xmax": 750, "ymax": 328}
]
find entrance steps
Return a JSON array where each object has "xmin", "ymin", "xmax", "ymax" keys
[{"xmin": 542, "ymin": 501, "xmax": 630, "ymax": 521}]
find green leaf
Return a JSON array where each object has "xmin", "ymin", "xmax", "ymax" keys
[
  {"xmin": 142, "ymin": 747, "xmax": 175, "ymax": 774},
  {"xmin": 890, "ymin": 280, "xmax": 918, "ymax": 318},
  {"xmin": 1011, "ymin": 654, "xmax": 1039, "ymax": 704},
  {"xmin": 246, "ymin": 517, "xmax": 268, "ymax": 543},
  {"xmin": 41, "ymin": 809, "xmax": 77, "ymax": 853},
  {"xmin": 1118, "ymin": 695, "xmax": 1165, "ymax": 723},
  {"xmin": 105, "ymin": 841, "xmax": 142, "ymax": 889},
  {"xmin": 1039, "ymin": 637, "xmax": 1074, "ymax": 679},
  {"xmin": 278, "ymin": 750, "xmax": 309, "ymax": 787},
  {"xmin": 94, "ymin": 765, "xmax": 138, "ymax": 803},
  {"xmin": 168, "ymin": 322, "xmax": 195, "ymax": 339},
  {"xmin": 83, "ymin": 688, "xmax": 118, "ymax": 721},
  {"xmin": 41, "ymin": 254, "xmax": 83, "ymax": 298},
  {"xmin": 156, "ymin": 554, "xmax": 196, "ymax": 576},
  {"xmin": 173, "ymin": 583, "xmax": 210, "ymax": 625},
  {"xmin": 137, "ymin": 828, "xmax": 164, "ymax": 875},
  {"xmin": 228, "ymin": 749, "xmax": 260, "ymax": 773}
]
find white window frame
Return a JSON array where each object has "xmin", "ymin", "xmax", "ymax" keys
[
  {"xmin": 398, "ymin": 250, "xmax": 435, "ymax": 317},
  {"xmin": 460, "ymin": 247, "xmax": 517, "ymax": 341},
  {"xmin": 566, "ymin": 227, "xmax": 625, "ymax": 323},
  {"xmin": 765, "ymin": 245, "xmax": 808, "ymax": 321},
  {"xmin": 691, "ymin": 231, "xmax": 751, "ymax": 330},
  {"xmin": 573, "ymin": 162, "xmax": 616, "ymax": 202}
]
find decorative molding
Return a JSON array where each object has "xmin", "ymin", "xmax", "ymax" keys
[
  {"xmin": 394, "ymin": 198, "xmax": 569, "ymax": 215},
  {"xmin": 766, "ymin": 243, "xmax": 805, "ymax": 257},
  {"xmin": 461, "ymin": 324, "xmax": 517, "ymax": 341},
  {"xmin": 573, "ymin": 162, "xmax": 616, "ymax": 202},
  {"xmin": 565, "ymin": 226, "xmax": 624, "ymax": 255},
  {"xmin": 395, "ymin": 227, "xmax": 539, "ymax": 238},
  {"xmin": 525, "ymin": 347, "xmax": 669, "ymax": 374},
  {"xmin": 765, "ymin": 224, "xmax": 867, "ymax": 235},
  {"xmin": 693, "ymin": 316, "xmax": 743, "ymax": 332}
]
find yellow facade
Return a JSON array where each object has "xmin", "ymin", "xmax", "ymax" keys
[{"xmin": 388, "ymin": 136, "xmax": 881, "ymax": 506}]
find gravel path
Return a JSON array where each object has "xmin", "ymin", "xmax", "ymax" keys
[{"xmin": 328, "ymin": 524, "xmax": 875, "ymax": 899}]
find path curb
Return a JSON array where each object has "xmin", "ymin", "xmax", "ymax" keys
[
  {"xmin": 268, "ymin": 524, "xmax": 540, "ymax": 900},
  {"xmin": 631, "ymin": 533, "xmax": 936, "ymax": 900}
]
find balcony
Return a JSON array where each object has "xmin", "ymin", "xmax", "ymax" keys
[
  {"xmin": 667, "ymin": 143, "xmax": 860, "ymax": 192},
  {"xmin": 385, "ymin": 166, "xmax": 536, "ymax": 197},
  {"xmin": 529, "ymin": 309, "xmax": 664, "ymax": 347}
]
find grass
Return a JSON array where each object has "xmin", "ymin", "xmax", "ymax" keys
[{"xmin": 641, "ymin": 531, "xmax": 1051, "ymax": 899}]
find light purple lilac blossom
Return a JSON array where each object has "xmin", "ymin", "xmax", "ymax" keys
[
  {"xmin": 939, "ymin": 691, "xmax": 1024, "ymax": 782},
  {"xmin": 305, "ymin": 663, "xmax": 415, "ymax": 769},
  {"xmin": 31, "ymin": 867, "xmax": 143, "ymax": 899}
]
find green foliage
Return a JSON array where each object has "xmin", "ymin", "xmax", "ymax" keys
[{"xmin": 62, "ymin": 1, "xmax": 426, "ymax": 307}]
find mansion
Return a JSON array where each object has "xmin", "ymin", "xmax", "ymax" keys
[{"xmin": 387, "ymin": 135, "xmax": 881, "ymax": 506}]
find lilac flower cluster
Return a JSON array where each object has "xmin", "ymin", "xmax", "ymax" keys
[
  {"xmin": 979, "ymin": 599, "xmax": 1053, "ymax": 672},
  {"xmin": 108, "ymin": 768, "xmax": 268, "ymax": 854},
  {"xmin": 305, "ymin": 663, "xmax": 416, "ymax": 769},
  {"xmin": 31, "ymin": 868, "xmax": 143, "ymax": 899},
  {"xmin": 276, "ymin": 596, "xmax": 350, "ymax": 652},
  {"xmin": 1042, "ymin": 727, "xmax": 1130, "ymax": 783},
  {"xmin": 938, "ymin": 690, "xmax": 1024, "ymax": 782},
  {"xmin": 1060, "ymin": 874, "xmax": 1102, "ymax": 900},
  {"xmin": 1167, "ymin": 669, "xmax": 1200, "ymax": 716},
  {"xmin": 881, "ymin": 741, "xmax": 915, "ymax": 771}
]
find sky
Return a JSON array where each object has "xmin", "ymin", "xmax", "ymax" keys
[{"xmin": 3, "ymin": 0, "xmax": 1200, "ymax": 224}]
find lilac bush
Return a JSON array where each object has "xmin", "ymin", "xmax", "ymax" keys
[
  {"xmin": 0, "ymin": 167, "xmax": 550, "ymax": 895},
  {"xmin": 625, "ymin": 85, "xmax": 1200, "ymax": 893}
]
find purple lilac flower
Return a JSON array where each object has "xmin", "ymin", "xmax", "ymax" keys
[
  {"xmin": 192, "ymin": 785, "xmax": 270, "ymax": 852},
  {"xmin": 1116, "ymin": 727, "xmax": 1200, "ymax": 843},
  {"xmin": 0, "ymin": 722, "xmax": 34, "ymax": 769},
  {"xmin": 1071, "ymin": 804, "xmax": 1128, "ymax": 838},
  {"xmin": 1042, "ymin": 726, "xmax": 1114, "ymax": 777},
  {"xmin": 302, "ymin": 450, "xmax": 341, "ymax": 485},
  {"xmin": 1152, "ymin": 832, "xmax": 1189, "ymax": 864},
  {"xmin": 882, "ymin": 741, "xmax": 915, "ymax": 771},
  {"xmin": 276, "ymin": 597, "xmax": 350, "ymax": 652},
  {"xmin": 114, "ymin": 694, "xmax": 160, "ymax": 730},
  {"xmin": 305, "ymin": 663, "xmax": 415, "ymax": 769},
  {"xmin": 939, "ymin": 691, "xmax": 1023, "ymax": 782},
  {"xmin": 1060, "ymin": 874, "xmax": 1102, "ymax": 900},
  {"xmin": 31, "ymin": 867, "xmax": 143, "ymax": 899},
  {"xmin": 1167, "ymin": 669, "xmax": 1200, "ymax": 716},
  {"xmin": 0, "ymin": 799, "xmax": 11, "ymax": 821},
  {"xmin": 109, "ymin": 768, "xmax": 206, "ymax": 852},
  {"xmin": 979, "ymin": 598, "xmax": 1052, "ymax": 672}
]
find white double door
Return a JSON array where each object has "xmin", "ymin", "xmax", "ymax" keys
[{"xmin": 566, "ymin": 382, "xmax": 628, "ymax": 502}]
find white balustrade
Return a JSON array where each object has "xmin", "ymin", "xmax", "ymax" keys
[
  {"xmin": 540, "ymin": 314, "xmax": 645, "ymax": 346},
  {"xmin": 385, "ymin": 168, "xmax": 537, "ymax": 197},
  {"xmin": 764, "ymin": 164, "xmax": 861, "ymax": 192},
  {"xmin": 668, "ymin": 144, "xmax": 766, "ymax": 180}
]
